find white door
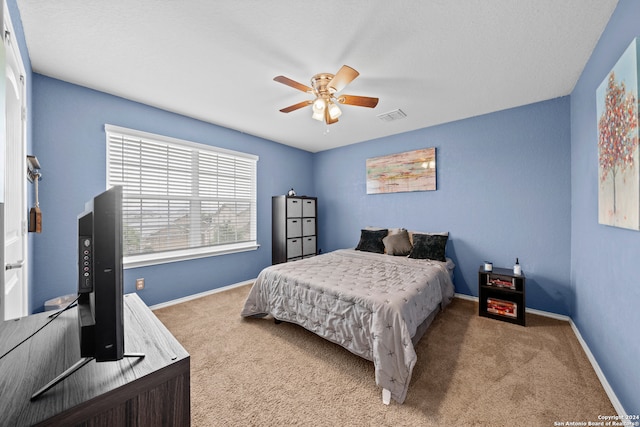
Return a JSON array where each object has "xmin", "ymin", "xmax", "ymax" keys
[{"xmin": 3, "ymin": 6, "xmax": 28, "ymax": 320}]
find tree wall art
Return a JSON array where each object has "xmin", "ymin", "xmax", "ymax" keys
[{"xmin": 596, "ymin": 38, "xmax": 640, "ymax": 230}]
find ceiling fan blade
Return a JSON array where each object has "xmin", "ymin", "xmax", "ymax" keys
[
  {"xmin": 273, "ymin": 75, "xmax": 313, "ymax": 93},
  {"xmin": 325, "ymin": 106, "xmax": 339, "ymax": 125},
  {"xmin": 327, "ymin": 65, "xmax": 359, "ymax": 93},
  {"xmin": 279, "ymin": 100, "xmax": 313, "ymax": 113},
  {"xmin": 336, "ymin": 94, "xmax": 379, "ymax": 108}
]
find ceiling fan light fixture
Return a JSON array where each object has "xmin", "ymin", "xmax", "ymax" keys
[
  {"xmin": 274, "ymin": 65, "xmax": 378, "ymax": 125},
  {"xmin": 328, "ymin": 101, "xmax": 342, "ymax": 119},
  {"xmin": 312, "ymin": 105, "xmax": 325, "ymax": 121},
  {"xmin": 312, "ymin": 98, "xmax": 326, "ymax": 113}
]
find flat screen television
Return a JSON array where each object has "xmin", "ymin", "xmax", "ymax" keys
[
  {"xmin": 77, "ymin": 185, "xmax": 124, "ymax": 361},
  {"xmin": 32, "ymin": 185, "xmax": 143, "ymax": 400}
]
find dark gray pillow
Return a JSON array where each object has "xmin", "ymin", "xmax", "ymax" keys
[
  {"xmin": 383, "ymin": 230, "xmax": 412, "ymax": 256},
  {"xmin": 408, "ymin": 233, "xmax": 448, "ymax": 262},
  {"xmin": 355, "ymin": 229, "xmax": 388, "ymax": 254}
]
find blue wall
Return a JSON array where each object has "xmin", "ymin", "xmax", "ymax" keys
[
  {"xmin": 314, "ymin": 97, "xmax": 572, "ymax": 315},
  {"xmin": 570, "ymin": 0, "xmax": 640, "ymax": 416},
  {"xmin": 30, "ymin": 75, "xmax": 314, "ymax": 310}
]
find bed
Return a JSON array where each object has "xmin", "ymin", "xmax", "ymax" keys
[{"xmin": 241, "ymin": 229, "xmax": 455, "ymax": 404}]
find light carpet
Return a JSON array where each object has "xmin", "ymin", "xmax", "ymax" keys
[{"xmin": 153, "ymin": 284, "xmax": 615, "ymax": 426}]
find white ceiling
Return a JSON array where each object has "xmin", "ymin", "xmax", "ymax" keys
[{"xmin": 16, "ymin": 0, "xmax": 618, "ymax": 153}]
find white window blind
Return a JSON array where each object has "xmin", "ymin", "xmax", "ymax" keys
[{"xmin": 105, "ymin": 125, "xmax": 258, "ymax": 267}]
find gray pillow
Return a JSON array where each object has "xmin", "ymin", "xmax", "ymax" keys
[{"xmin": 383, "ymin": 230, "xmax": 412, "ymax": 256}]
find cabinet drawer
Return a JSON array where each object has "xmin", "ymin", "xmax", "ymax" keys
[
  {"xmin": 302, "ymin": 236, "xmax": 316, "ymax": 256},
  {"xmin": 287, "ymin": 238, "xmax": 302, "ymax": 258},
  {"xmin": 287, "ymin": 218, "xmax": 302, "ymax": 237},
  {"xmin": 302, "ymin": 199, "xmax": 316, "ymax": 217},
  {"xmin": 287, "ymin": 198, "xmax": 302, "ymax": 217},
  {"xmin": 302, "ymin": 218, "xmax": 315, "ymax": 236}
]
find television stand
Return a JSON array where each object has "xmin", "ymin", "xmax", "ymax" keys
[
  {"xmin": 1, "ymin": 294, "xmax": 189, "ymax": 426},
  {"xmin": 31, "ymin": 352, "xmax": 146, "ymax": 400}
]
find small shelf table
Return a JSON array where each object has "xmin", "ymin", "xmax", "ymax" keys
[{"xmin": 478, "ymin": 266, "xmax": 526, "ymax": 326}]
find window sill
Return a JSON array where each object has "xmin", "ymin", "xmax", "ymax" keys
[{"xmin": 123, "ymin": 242, "xmax": 260, "ymax": 269}]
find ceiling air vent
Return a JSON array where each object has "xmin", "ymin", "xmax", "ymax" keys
[{"xmin": 377, "ymin": 109, "xmax": 406, "ymax": 122}]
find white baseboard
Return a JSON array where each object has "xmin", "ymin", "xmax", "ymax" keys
[
  {"xmin": 453, "ymin": 293, "xmax": 477, "ymax": 302},
  {"xmin": 149, "ymin": 279, "xmax": 254, "ymax": 310},
  {"xmin": 454, "ymin": 293, "xmax": 626, "ymax": 417},
  {"xmin": 568, "ymin": 319, "xmax": 626, "ymax": 417}
]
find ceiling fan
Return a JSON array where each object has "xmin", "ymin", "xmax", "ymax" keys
[{"xmin": 274, "ymin": 65, "xmax": 379, "ymax": 125}]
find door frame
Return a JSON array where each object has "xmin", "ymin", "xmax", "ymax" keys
[{"xmin": 3, "ymin": 1, "xmax": 28, "ymax": 319}]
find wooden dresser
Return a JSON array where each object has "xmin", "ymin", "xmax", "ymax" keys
[{"xmin": 0, "ymin": 293, "xmax": 190, "ymax": 426}]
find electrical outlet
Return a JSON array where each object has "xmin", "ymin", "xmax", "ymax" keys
[{"xmin": 136, "ymin": 278, "xmax": 145, "ymax": 291}]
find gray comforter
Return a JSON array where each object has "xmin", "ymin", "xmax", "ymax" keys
[{"xmin": 241, "ymin": 249, "xmax": 455, "ymax": 403}]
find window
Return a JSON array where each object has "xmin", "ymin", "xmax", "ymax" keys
[{"xmin": 106, "ymin": 125, "xmax": 258, "ymax": 268}]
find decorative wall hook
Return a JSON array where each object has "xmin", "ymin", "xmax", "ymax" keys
[
  {"xmin": 27, "ymin": 155, "xmax": 41, "ymax": 183},
  {"xmin": 27, "ymin": 155, "xmax": 43, "ymax": 233}
]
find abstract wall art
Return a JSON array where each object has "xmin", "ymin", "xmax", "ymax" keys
[
  {"xmin": 597, "ymin": 37, "xmax": 640, "ymax": 230},
  {"xmin": 366, "ymin": 147, "xmax": 436, "ymax": 194}
]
